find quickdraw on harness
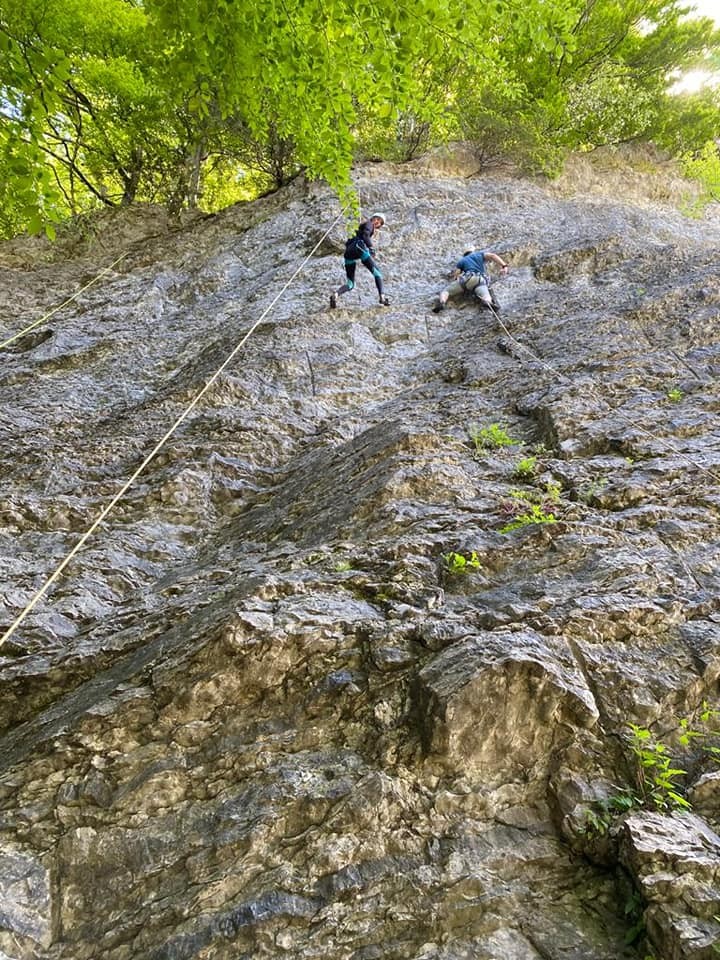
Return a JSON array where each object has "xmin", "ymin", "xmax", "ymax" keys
[{"xmin": 459, "ymin": 270, "xmax": 487, "ymax": 291}]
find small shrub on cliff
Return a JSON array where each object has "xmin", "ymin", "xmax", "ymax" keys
[
  {"xmin": 469, "ymin": 423, "xmax": 518, "ymax": 453},
  {"xmin": 442, "ymin": 551, "xmax": 481, "ymax": 574},
  {"xmin": 623, "ymin": 889, "xmax": 646, "ymax": 946},
  {"xmin": 580, "ymin": 793, "xmax": 651, "ymax": 890},
  {"xmin": 543, "ymin": 479, "xmax": 562, "ymax": 504},
  {"xmin": 500, "ymin": 503, "xmax": 557, "ymax": 533},
  {"xmin": 666, "ymin": 387, "xmax": 683, "ymax": 402},
  {"xmin": 627, "ymin": 725, "xmax": 691, "ymax": 811},
  {"xmin": 678, "ymin": 701, "xmax": 720, "ymax": 766},
  {"xmin": 605, "ymin": 709, "xmax": 720, "ymax": 821},
  {"xmin": 499, "ymin": 481, "xmax": 562, "ymax": 533},
  {"xmin": 532, "ymin": 442, "xmax": 552, "ymax": 456},
  {"xmin": 581, "ymin": 791, "xmax": 640, "ymax": 841},
  {"xmin": 582, "ymin": 805, "xmax": 613, "ymax": 838},
  {"xmin": 577, "ymin": 476, "xmax": 608, "ymax": 504},
  {"xmin": 512, "ymin": 455, "xmax": 538, "ymax": 480}
]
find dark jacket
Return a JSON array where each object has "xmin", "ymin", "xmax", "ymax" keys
[{"xmin": 345, "ymin": 220, "xmax": 376, "ymax": 257}]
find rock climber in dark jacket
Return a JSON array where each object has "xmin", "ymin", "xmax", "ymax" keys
[{"xmin": 330, "ymin": 213, "xmax": 390, "ymax": 308}]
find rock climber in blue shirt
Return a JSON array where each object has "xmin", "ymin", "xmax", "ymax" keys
[
  {"xmin": 330, "ymin": 213, "xmax": 390, "ymax": 308},
  {"xmin": 432, "ymin": 244, "xmax": 509, "ymax": 313}
]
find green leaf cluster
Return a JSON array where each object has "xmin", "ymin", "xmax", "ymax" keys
[
  {"xmin": 500, "ymin": 502, "xmax": 557, "ymax": 534},
  {"xmin": 442, "ymin": 550, "xmax": 482, "ymax": 574},
  {"xmin": 1, "ymin": 0, "xmax": 718, "ymax": 237},
  {"xmin": 512, "ymin": 456, "xmax": 538, "ymax": 480},
  {"xmin": 628, "ymin": 724, "xmax": 691, "ymax": 811},
  {"xmin": 498, "ymin": 478, "xmax": 562, "ymax": 532},
  {"xmin": 470, "ymin": 423, "xmax": 518, "ymax": 452},
  {"xmin": 680, "ymin": 139, "xmax": 720, "ymax": 211}
]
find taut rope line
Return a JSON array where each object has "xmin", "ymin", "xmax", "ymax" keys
[
  {"xmin": 0, "ymin": 253, "xmax": 128, "ymax": 350},
  {"xmin": 392, "ymin": 5, "xmax": 717, "ymax": 484},
  {"xmin": 0, "ymin": 209, "xmax": 346, "ymax": 650},
  {"xmin": 487, "ymin": 299, "xmax": 720, "ymax": 485}
]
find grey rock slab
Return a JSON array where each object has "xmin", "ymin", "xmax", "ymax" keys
[
  {"xmin": 3, "ymin": 154, "xmax": 720, "ymax": 958},
  {"xmin": 415, "ymin": 629, "xmax": 598, "ymax": 784},
  {"xmin": 0, "ymin": 843, "xmax": 52, "ymax": 948},
  {"xmin": 621, "ymin": 812, "xmax": 720, "ymax": 959}
]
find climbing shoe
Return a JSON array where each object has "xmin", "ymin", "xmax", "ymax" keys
[
  {"xmin": 329, "ymin": 293, "xmax": 337, "ymax": 309},
  {"xmin": 432, "ymin": 299, "xmax": 444, "ymax": 313},
  {"xmin": 380, "ymin": 296, "xmax": 390, "ymax": 306}
]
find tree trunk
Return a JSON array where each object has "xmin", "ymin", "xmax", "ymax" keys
[{"xmin": 121, "ymin": 146, "xmax": 144, "ymax": 206}]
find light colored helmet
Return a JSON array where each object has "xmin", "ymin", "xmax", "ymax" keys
[
  {"xmin": 370, "ymin": 212, "xmax": 387, "ymax": 225},
  {"xmin": 462, "ymin": 243, "xmax": 475, "ymax": 255}
]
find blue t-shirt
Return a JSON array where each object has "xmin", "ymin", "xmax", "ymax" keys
[{"xmin": 456, "ymin": 251, "xmax": 486, "ymax": 275}]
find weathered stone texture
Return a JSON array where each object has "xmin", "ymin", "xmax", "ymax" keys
[{"xmin": 1, "ymin": 154, "xmax": 719, "ymax": 959}]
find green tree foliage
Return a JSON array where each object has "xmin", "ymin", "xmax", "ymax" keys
[
  {"xmin": 458, "ymin": 0, "xmax": 720, "ymax": 168},
  {"xmin": 681, "ymin": 140, "xmax": 720, "ymax": 206},
  {"xmin": 144, "ymin": 0, "xmax": 470, "ymax": 198},
  {"xmin": 354, "ymin": 62, "xmax": 462, "ymax": 163},
  {"xmin": 1, "ymin": 0, "xmax": 718, "ymax": 238},
  {"xmin": 652, "ymin": 87, "xmax": 720, "ymax": 156},
  {"xmin": 2, "ymin": 0, "xmax": 165, "ymax": 221}
]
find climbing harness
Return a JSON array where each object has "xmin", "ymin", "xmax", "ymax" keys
[
  {"xmin": 459, "ymin": 271, "xmax": 482, "ymax": 291},
  {"xmin": 0, "ymin": 208, "xmax": 348, "ymax": 651}
]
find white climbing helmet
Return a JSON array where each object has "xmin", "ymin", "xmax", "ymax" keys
[
  {"xmin": 462, "ymin": 243, "xmax": 475, "ymax": 255},
  {"xmin": 371, "ymin": 212, "xmax": 387, "ymax": 225}
]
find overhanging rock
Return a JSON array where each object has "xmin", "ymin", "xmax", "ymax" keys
[{"xmin": 414, "ymin": 629, "xmax": 599, "ymax": 785}]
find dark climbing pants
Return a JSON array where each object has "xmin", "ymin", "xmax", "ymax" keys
[{"xmin": 342, "ymin": 241, "xmax": 384, "ymax": 296}]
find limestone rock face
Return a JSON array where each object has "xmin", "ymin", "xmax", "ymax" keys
[
  {"xmin": 621, "ymin": 813, "xmax": 720, "ymax": 959},
  {"xmin": 416, "ymin": 630, "xmax": 599, "ymax": 784},
  {"xmin": 1, "ymin": 154, "xmax": 719, "ymax": 959}
]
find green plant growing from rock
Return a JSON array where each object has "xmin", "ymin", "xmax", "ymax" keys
[
  {"xmin": 499, "ymin": 481, "xmax": 562, "ymax": 533},
  {"xmin": 586, "ymin": 708, "xmax": 720, "ymax": 835},
  {"xmin": 500, "ymin": 503, "xmax": 557, "ymax": 533},
  {"xmin": 609, "ymin": 792, "xmax": 639, "ymax": 814},
  {"xmin": 469, "ymin": 422, "xmax": 518, "ymax": 453},
  {"xmin": 712, "ymin": 917, "xmax": 720, "ymax": 955},
  {"xmin": 578, "ymin": 476, "xmax": 609, "ymax": 504},
  {"xmin": 678, "ymin": 701, "xmax": 720, "ymax": 766},
  {"xmin": 582, "ymin": 805, "xmax": 613, "ymax": 838},
  {"xmin": 623, "ymin": 889, "xmax": 646, "ymax": 946},
  {"xmin": 442, "ymin": 551, "xmax": 481, "ymax": 574},
  {"xmin": 512, "ymin": 455, "xmax": 537, "ymax": 480},
  {"xmin": 627, "ymin": 724, "xmax": 691, "ymax": 811},
  {"xmin": 666, "ymin": 387, "xmax": 683, "ymax": 402},
  {"xmin": 582, "ymin": 791, "xmax": 639, "ymax": 838},
  {"xmin": 543, "ymin": 478, "xmax": 562, "ymax": 504},
  {"xmin": 532, "ymin": 441, "xmax": 552, "ymax": 456}
]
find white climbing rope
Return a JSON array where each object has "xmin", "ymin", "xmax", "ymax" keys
[
  {"xmin": 0, "ymin": 208, "xmax": 347, "ymax": 650},
  {"xmin": 0, "ymin": 252, "xmax": 128, "ymax": 350},
  {"xmin": 397, "ymin": 0, "xmax": 718, "ymax": 487},
  {"xmin": 487, "ymin": 300, "xmax": 720, "ymax": 486}
]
